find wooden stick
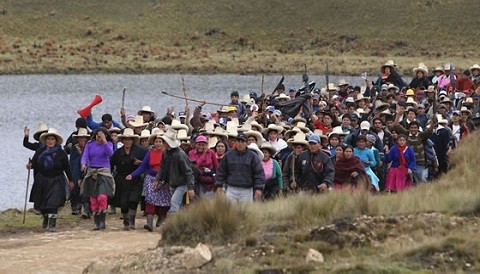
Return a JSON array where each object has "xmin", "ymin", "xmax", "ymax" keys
[
  {"xmin": 181, "ymin": 76, "xmax": 189, "ymax": 109},
  {"xmin": 261, "ymin": 75, "xmax": 265, "ymax": 96},
  {"xmin": 121, "ymin": 87, "xmax": 126, "ymax": 109},
  {"xmin": 161, "ymin": 91, "xmax": 225, "ymax": 106},
  {"xmin": 23, "ymin": 158, "xmax": 31, "ymax": 224}
]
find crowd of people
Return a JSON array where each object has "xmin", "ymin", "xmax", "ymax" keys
[{"xmin": 23, "ymin": 60, "xmax": 479, "ymax": 232}]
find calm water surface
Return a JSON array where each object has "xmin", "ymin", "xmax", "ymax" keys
[{"xmin": 0, "ymin": 73, "xmax": 370, "ymax": 210}]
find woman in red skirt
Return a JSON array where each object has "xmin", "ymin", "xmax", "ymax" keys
[{"xmin": 384, "ymin": 134, "xmax": 416, "ymax": 192}]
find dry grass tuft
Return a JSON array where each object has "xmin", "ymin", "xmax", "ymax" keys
[{"xmin": 160, "ymin": 195, "xmax": 258, "ymax": 245}]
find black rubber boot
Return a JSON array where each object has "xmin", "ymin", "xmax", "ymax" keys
[
  {"xmin": 99, "ymin": 211, "xmax": 106, "ymax": 230},
  {"xmin": 42, "ymin": 214, "xmax": 48, "ymax": 229},
  {"xmin": 82, "ymin": 201, "xmax": 91, "ymax": 219},
  {"xmin": 144, "ymin": 215, "xmax": 153, "ymax": 232},
  {"xmin": 156, "ymin": 216, "xmax": 162, "ymax": 227},
  {"xmin": 93, "ymin": 212, "xmax": 101, "ymax": 230},
  {"xmin": 48, "ymin": 214, "xmax": 57, "ymax": 232},
  {"xmin": 122, "ymin": 213, "xmax": 130, "ymax": 231},
  {"xmin": 128, "ymin": 209, "xmax": 136, "ymax": 230}
]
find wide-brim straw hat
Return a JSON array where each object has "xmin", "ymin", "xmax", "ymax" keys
[
  {"xmin": 277, "ymin": 93, "xmax": 291, "ymax": 101},
  {"xmin": 139, "ymin": 129, "xmax": 151, "ymax": 140},
  {"xmin": 284, "ymin": 127, "xmax": 302, "ymax": 140},
  {"xmin": 432, "ymin": 66, "xmax": 445, "ymax": 74},
  {"xmin": 338, "ymin": 79, "xmax": 349, "ymax": 87},
  {"xmin": 440, "ymin": 97, "xmax": 453, "ymax": 105},
  {"xmin": 436, "ymin": 114, "xmax": 448, "ymax": 125},
  {"xmin": 381, "ymin": 60, "xmax": 396, "ymax": 70},
  {"xmin": 161, "ymin": 128, "xmax": 180, "ymax": 148},
  {"xmin": 355, "ymin": 94, "xmax": 368, "ymax": 103},
  {"xmin": 208, "ymin": 126, "xmax": 228, "ymax": 139},
  {"xmin": 208, "ymin": 136, "xmax": 218, "ymax": 149},
  {"xmin": 413, "ymin": 63, "xmax": 428, "ymax": 74},
  {"xmin": 128, "ymin": 115, "xmax": 148, "ymax": 128},
  {"xmin": 118, "ymin": 128, "xmax": 140, "ymax": 143},
  {"xmin": 260, "ymin": 141, "xmax": 277, "ymax": 156},
  {"xmin": 73, "ymin": 128, "xmax": 90, "ymax": 138},
  {"xmin": 108, "ymin": 127, "xmax": 122, "ymax": 134},
  {"xmin": 463, "ymin": 97, "xmax": 474, "ymax": 105},
  {"xmin": 330, "ymin": 126, "xmax": 349, "ymax": 136},
  {"xmin": 287, "ymin": 132, "xmax": 308, "ymax": 146},
  {"xmin": 177, "ymin": 129, "xmax": 190, "ymax": 141},
  {"xmin": 245, "ymin": 130, "xmax": 263, "ymax": 147},
  {"xmin": 39, "ymin": 128, "xmax": 63, "ymax": 145},
  {"xmin": 294, "ymin": 121, "xmax": 310, "ymax": 133},
  {"xmin": 262, "ymin": 124, "xmax": 285, "ymax": 135},
  {"xmin": 460, "ymin": 106, "xmax": 472, "ymax": 116},
  {"xmin": 406, "ymin": 97, "xmax": 418, "ymax": 106},
  {"xmin": 137, "ymin": 105, "xmax": 155, "ymax": 116},
  {"xmin": 470, "ymin": 64, "xmax": 480, "ymax": 72},
  {"xmin": 374, "ymin": 100, "xmax": 390, "ymax": 112},
  {"xmin": 379, "ymin": 109, "xmax": 393, "ymax": 117},
  {"xmin": 170, "ymin": 119, "xmax": 189, "ymax": 131},
  {"xmin": 327, "ymin": 83, "xmax": 338, "ymax": 91},
  {"xmin": 33, "ymin": 122, "xmax": 49, "ymax": 141},
  {"xmin": 312, "ymin": 129, "xmax": 328, "ymax": 140},
  {"xmin": 148, "ymin": 128, "xmax": 165, "ymax": 145},
  {"xmin": 226, "ymin": 121, "xmax": 239, "ymax": 138},
  {"xmin": 200, "ymin": 121, "xmax": 216, "ymax": 133},
  {"xmin": 249, "ymin": 121, "xmax": 264, "ymax": 132}
]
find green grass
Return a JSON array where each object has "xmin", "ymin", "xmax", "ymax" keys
[
  {"xmin": 158, "ymin": 131, "xmax": 480, "ymax": 272},
  {"xmin": 0, "ymin": 0, "xmax": 478, "ymax": 74}
]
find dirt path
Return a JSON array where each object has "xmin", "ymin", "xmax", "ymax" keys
[{"xmin": 0, "ymin": 216, "xmax": 160, "ymax": 274}]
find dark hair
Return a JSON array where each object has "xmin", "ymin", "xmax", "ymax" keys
[
  {"xmin": 342, "ymin": 114, "xmax": 351, "ymax": 121},
  {"xmin": 230, "ymin": 91, "xmax": 239, "ymax": 97},
  {"xmin": 328, "ymin": 133, "xmax": 339, "ymax": 141},
  {"xmin": 372, "ymin": 117, "xmax": 383, "ymax": 125},
  {"xmin": 357, "ymin": 135, "xmax": 367, "ymax": 142},
  {"xmin": 397, "ymin": 134, "xmax": 408, "ymax": 140},
  {"xmin": 276, "ymin": 84, "xmax": 285, "ymax": 91},
  {"xmin": 215, "ymin": 140, "xmax": 230, "ymax": 152},
  {"xmin": 101, "ymin": 114, "xmax": 113, "ymax": 122},
  {"xmin": 386, "ymin": 94, "xmax": 395, "ymax": 100},
  {"xmin": 408, "ymin": 121, "xmax": 421, "ymax": 128},
  {"xmin": 91, "ymin": 127, "xmax": 112, "ymax": 142},
  {"xmin": 406, "ymin": 108, "xmax": 416, "ymax": 115},
  {"xmin": 463, "ymin": 70, "xmax": 471, "ymax": 77},
  {"xmin": 397, "ymin": 101, "xmax": 407, "ymax": 107},
  {"xmin": 75, "ymin": 117, "xmax": 87, "ymax": 128},
  {"xmin": 161, "ymin": 116, "xmax": 172, "ymax": 125},
  {"xmin": 354, "ymin": 86, "xmax": 361, "ymax": 91},
  {"xmin": 342, "ymin": 144, "xmax": 354, "ymax": 152}
]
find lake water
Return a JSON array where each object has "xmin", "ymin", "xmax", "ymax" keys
[{"xmin": 0, "ymin": 73, "xmax": 369, "ymax": 210}]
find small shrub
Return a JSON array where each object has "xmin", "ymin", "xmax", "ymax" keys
[{"xmin": 160, "ymin": 196, "xmax": 258, "ymax": 245}]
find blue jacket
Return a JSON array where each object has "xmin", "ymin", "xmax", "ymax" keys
[
  {"xmin": 87, "ymin": 115, "xmax": 122, "ymax": 130},
  {"xmin": 384, "ymin": 145, "xmax": 416, "ymax": 170}
]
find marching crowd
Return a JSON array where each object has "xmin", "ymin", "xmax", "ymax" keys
[{"xmin": 23, "ymin": 60, "xmax": 480, "ymax": 232}]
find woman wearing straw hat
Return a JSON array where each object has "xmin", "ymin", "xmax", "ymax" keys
[
  {"xmin": 408, "ymin": 63, "xmax": 431, "ymax": 91},
  {"xmin": 126, "ymin": 130, "xmax": 171, "ymax": 231},
  {"xmin": 259, "ymin": 142, "xmax": 284, "ymax": 199},
  {"xmin": 68, "ymin": 128, "xmax": 90, "ymax": 217},
  {"xmin": 23, "ymin": 122, "xmax": 48, "ymax": 151},
  {"xmin": 81, "ymin": 127, "xmax": 115, "ymax": 230},
  {"xmin": 282, "ymin": 132, "xmax": 308, "ymax": 191},
  {"xmin": 29, "ymin": 128, "xmax": 73, "ymax": 232},
  {"xmin": 110, "ymin": 128, "xmax": 147, "ymax": 230},
  {"xmin": 188, "ymin": 135, "xmax": 219, "ymax": 199},
  {"xmin": 375, "ymin": 60, "xmax": 406, "ymax": 91}
]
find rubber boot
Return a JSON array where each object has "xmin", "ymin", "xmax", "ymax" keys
[
  {"xmin": 122, "ymin": 213, "xmax": 130, "ymax": 231},
  {"xmin": 128, "ymin": 209, "xmax": 136, "ymax": 230},
  {"xmin": 42, "ymin": 214, "xmax": 48, "ymax": 229},
  {"xmin": 82, "ymin": 201, "xmax": 91, "ymax": 219},
  {"xmin": 155, "ymin": 216, "xmax": 162, "ymax": 227},
  {"xmin": 93, "ymin": 212, "xmax": 101, "ymax": 230},
  {"xmin": 48, "ymin": 214, "xmax": 57, "ymax": 232},
  {"xmin": 99, "ymin": 211, "xmax": 106, "ymax": 230},
  {"xmin": 144, "ymin": 215, "xmax": 153, "ymax": 232}
]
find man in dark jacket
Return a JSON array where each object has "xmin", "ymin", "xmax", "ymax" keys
[
  {"xmin": 294, "ymin": 134, "xmax": 335, "ymax": 192},
  {"xmin": 215, "ymin": 134, "xmax": 265, "ymax": 203},
  {"xmin": 156, "ymin": 129, "xmax": 195, "ymax": 214}
]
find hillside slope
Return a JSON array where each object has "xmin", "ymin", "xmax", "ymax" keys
[{"xmin": 0, "ymin": 0, "xmax": 478, "ymax": 74}]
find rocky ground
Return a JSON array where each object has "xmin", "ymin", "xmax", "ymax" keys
[{"xmin": 1, "ymin": 209, "xmax": 479, "ymax": 273}]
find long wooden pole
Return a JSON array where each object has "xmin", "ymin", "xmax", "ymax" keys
[
  {"xmin": 181, "ymin": 76, "xmax": 189, "ymax": 109},
  {"xmin": 121, "ymin": 87, "xmax": 126, "ymax": 109},
  {"xmin": 161, "ymin": 91, "xmax": 225, "ymax": 106},
  {"xmin": 23, "ymin": 158, "xmax": 32, "ymax": 224}
]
